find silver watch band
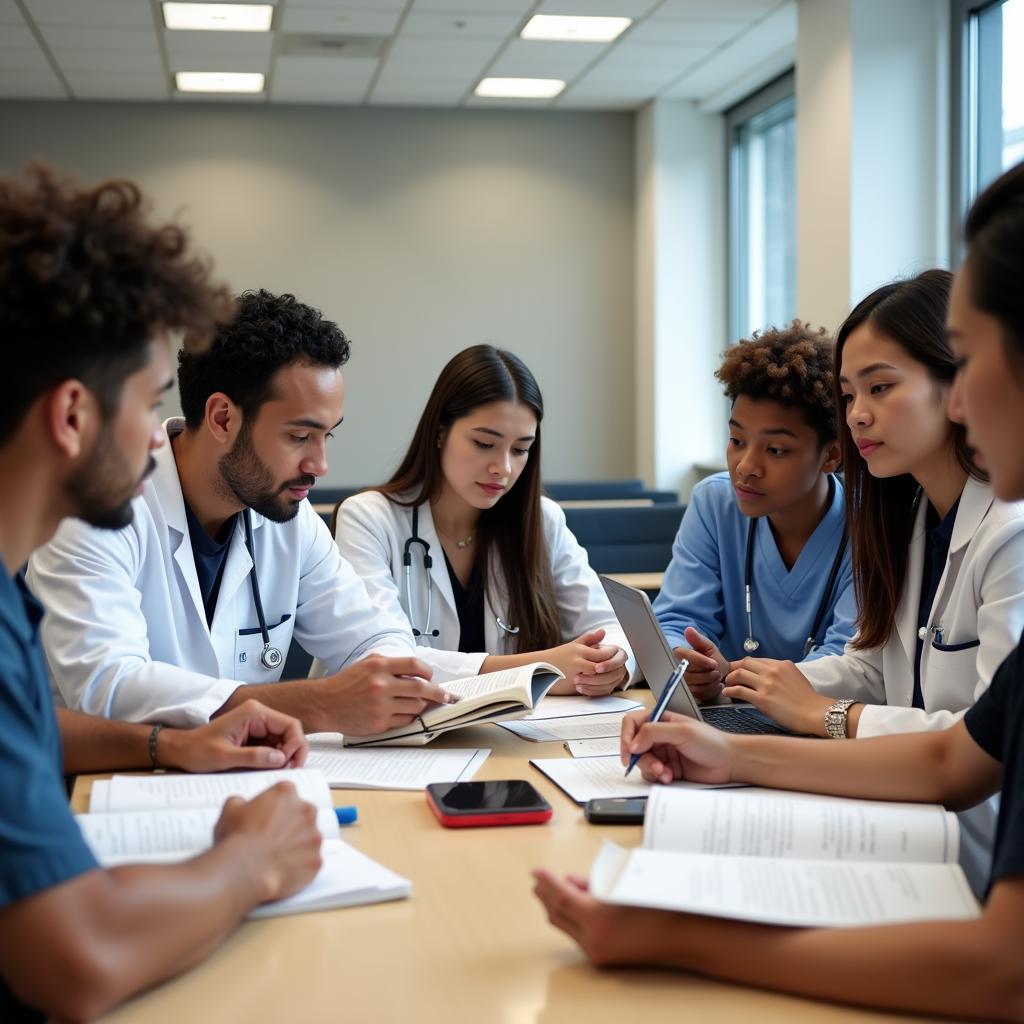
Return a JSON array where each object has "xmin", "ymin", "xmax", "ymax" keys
[{"xmin": 824, "ymin": 698, "xmax": 856, "ymax": 739}]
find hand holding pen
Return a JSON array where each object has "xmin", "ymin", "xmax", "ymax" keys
[{"xmin": 623, "ymin": 660, "xmax": 687, "ymax": 777}]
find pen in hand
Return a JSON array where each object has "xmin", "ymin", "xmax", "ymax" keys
[{"xmin": 624, "ymin": 660, "xmax": 687, "ymax": 778}]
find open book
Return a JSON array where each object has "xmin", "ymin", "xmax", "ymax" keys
[
  {"xmin": 79, "ymin": 768, "xmax": 410, "ymax": 918},
  {"xmin": 590, "ymin": 786, "xmax": 979, "ymax": 927},
  {"xmin": 342, "ymin": 662, "xmax": 563, "ymax": 747}
]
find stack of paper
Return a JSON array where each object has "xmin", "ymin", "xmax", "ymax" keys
[{"xmin": 305, "ymin": 740, "xmax": 489, "ymax": 790}]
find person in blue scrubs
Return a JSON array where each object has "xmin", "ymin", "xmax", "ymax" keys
[
  {"xmin": 0, "ymin": 166, "xmax": 323, "ymax": 1022},
  {"xmin": 653, "ymin": 322, "xmax": 855, "ymax": 700},
  {"xmin": 534, "ymin": 158, "xmax": 1024, "ymax": 1023}
]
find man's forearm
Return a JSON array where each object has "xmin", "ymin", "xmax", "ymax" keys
[
  {"xmin": 57, "ymin": 708, "xmax": 155, "ymax": 775},
  {"xmin": 213, "ymin": 678, "xmax": 323, "ymax": 731}
]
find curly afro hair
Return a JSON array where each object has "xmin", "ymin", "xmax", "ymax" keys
[
  {"xmin": 177, "ymin": 288, "xmax": 350, "ymax": 429},
  {"xmin": 0, "ymin": 162, "xmax": 234, "ymax": 444},
  {"xmin": 715, "ymin": 321, "xmax": 837, "ymax": 444}
]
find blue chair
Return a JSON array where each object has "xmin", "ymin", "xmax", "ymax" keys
[
  {"xmin": 562, "ymin": 503, "xmax": 685, "ymax": 575},
  {"xmin": 544, "ymin": 479, "xmax": 646, "ymax": 501}
]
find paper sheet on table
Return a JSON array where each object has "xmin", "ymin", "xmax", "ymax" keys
[
  {"xmin": 499, "ymin": 711, "xmax": 626, "ymax": 742},
  {"xmin": 564, "ymin": 737, "xmax": 622, "ymax": 758},
  {"xmin": 305, "ymin": 739, "xmax": 490, "ymax": 789},
  {"xmin": 523, "ymin": 695, "xmax": 641, "ymax": 721},
  {"xmin": 530, "ymin": 755, "xmax": 742, "ymax": 804}
]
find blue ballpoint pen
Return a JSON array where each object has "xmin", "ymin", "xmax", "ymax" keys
[{"xmin": 624, "ymin": 660, "xmax": 688, "ymax": 778}]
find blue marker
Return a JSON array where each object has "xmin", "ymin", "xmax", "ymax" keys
[
  {"xmin": 334, "ymin": 806, "xmax": 358, "ymax": 825},
  {"xmin": 624, "ymin": 660, "xmax": 687, "ymax": 778}
]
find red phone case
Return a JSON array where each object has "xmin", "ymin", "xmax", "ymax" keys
[{"xmin": 425, "ymin": 789, "xmax": 553, "ymax": 828}]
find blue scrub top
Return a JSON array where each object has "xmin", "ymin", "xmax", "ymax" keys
[
  {"xmin": 653, "ymin": 472, "xmax": 857, "ymax": 664},
  {"xmin": 0, "ymin": 571, "xmax": 98, "ymax": 1022}
]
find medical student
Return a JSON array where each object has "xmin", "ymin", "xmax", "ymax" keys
[
  {"xmin": 28, "ymin": 289, "xmax": 452, "ymax": 733},
  {"xmin": 330, "ymin": 344, "xmax": 633, "ymax": 693},
  {"xmin": 0, "ymin": 165, "xmax": 322, "ymax": 1023},
  {"xmin": 652, "ymin": 323, "xmax": 856, "ymax": 701},
  {"xmin": 534, "ymin": 161, "xmax": 1024, "ymax": 1023},
  {"xmin": 722, "ymin": 270, "xmax": 1024, "ymax": 888}
]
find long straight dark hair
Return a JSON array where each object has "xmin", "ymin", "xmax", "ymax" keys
[
  {"xmin": 375, "ymin": 345, "xmax": 561, "ymax": 653},
  {"xmin": 836, "ymin": 269, "xmax": 983, "ymax": 650}
]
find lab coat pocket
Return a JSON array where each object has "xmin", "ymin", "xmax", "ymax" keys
[
  {"xmin": 925, "ymin": 638, "xmax": 981, "ymax": 706},
  {"xmin": 235, "ymin": 613, "xmax": 294, "ymax": 672}
]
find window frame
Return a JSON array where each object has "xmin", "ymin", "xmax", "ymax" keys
[{"xmin": 725, "ymin": 70, "xmax": 796, "ymax": 347}]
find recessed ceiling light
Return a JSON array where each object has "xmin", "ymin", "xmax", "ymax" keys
[
  {"xmin": 475, "ymin": 77, "xmax": 565, "ymax": 99},
  {"xmin": 521, "ymin": 15, "xmax": 632, "ymax": 43},
  {"xmin": 163, "ymin": 3, "xmax": 273, "ymax": 32},
  {"xmin": 175, "ymin": 71, "xmax": 266, "ymax": 93}
]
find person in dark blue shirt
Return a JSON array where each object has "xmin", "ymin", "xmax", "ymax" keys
[
  {"xmin": 534, "ymin": 161, "xmax": 1024, "ymax": 1023},
  {"xmin": 0, "ymin": 165, "xmax": 324, "ymax": 1022}
]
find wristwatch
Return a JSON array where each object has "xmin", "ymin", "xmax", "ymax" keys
[{"xmin": 824, "ymin": 698, "xmax": 856, "ymax": 739}]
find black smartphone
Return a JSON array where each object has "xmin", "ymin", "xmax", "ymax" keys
[
  {"xmin": 425, "ymin": 780, "xmax": 553, "ymax": 827},
  {"xmin": 584, "ymin": 797, "xmax": 648, "ymax": 824}
]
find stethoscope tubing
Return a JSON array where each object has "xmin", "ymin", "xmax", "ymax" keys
[{"xmin": 243, "ymin": 509, "xmax": 284, "ymax": 671}]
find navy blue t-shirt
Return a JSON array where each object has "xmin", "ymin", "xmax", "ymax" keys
[
  {"xmin": 183, "ymin": 500, "xmax": 237, "ymax": 627},
  {"xmin": 964, "ymin": 632, "xmax": 1024, "ymax": 894},
  {"xmin": 0, "ymin": 572, "xmax": 98, "ymax": 1021}
]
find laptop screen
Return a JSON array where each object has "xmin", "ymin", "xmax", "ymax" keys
[{"xmin": 601, "ymin": 576, "xmax": 704, "ymax": 721}]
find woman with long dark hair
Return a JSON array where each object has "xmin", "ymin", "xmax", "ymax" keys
[
  {"xmin": 333, "ymin": 345, "xmax": 633, "ymax": 694},
  {"xmin": 719, "ymin": 268, "xmax": 1024, "ymax": 888},
  {"xmin": 534, "ymin": 160, "xmax": 1024, "ymax": 1023}
]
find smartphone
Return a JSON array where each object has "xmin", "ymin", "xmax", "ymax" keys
[
  {"xmin": 584, "ymin": 797, "xmax": 647, "ymax": 824},
  {"xmin": 425, "ymin": 780, "xmax": 553, "ymax": 828}
]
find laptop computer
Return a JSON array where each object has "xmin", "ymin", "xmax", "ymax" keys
[{"xmin": 601, "ymin": 576, "xmax": 792, "ymax": 736}]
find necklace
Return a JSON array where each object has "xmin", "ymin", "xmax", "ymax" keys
[{"xmin": 437, "ymin": 526, "xmax": 474, "ymax": 550}]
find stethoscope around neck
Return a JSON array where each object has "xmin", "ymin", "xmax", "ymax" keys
[
  {"xmin": 243, "ymin": 509, "xmax": 284, "ymax": 671},
  {"xmin": 742, "ymin": 474, "xmax": 848, "ymax": 658},
  {"xmin": 403, "ymin": 506, "xmax": 519, "ymax": 640}
]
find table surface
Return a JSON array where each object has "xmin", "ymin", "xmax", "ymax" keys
[{"xmin": 73, "ymin": 701, "xmax": 943, "ymax": 1024}]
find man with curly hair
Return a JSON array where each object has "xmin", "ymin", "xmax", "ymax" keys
[
  {"xmin": 652, "ymin": 322, "xmax": 856, "ymax": 724},
  {"xmin": 0, "ymin": 165, "xmax": 330, "ymax": 1021},
  {"xmin": 29, "ymin": 288, "xmax": 454, "ymax": 735}
]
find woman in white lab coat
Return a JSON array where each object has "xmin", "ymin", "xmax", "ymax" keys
[
  {"xmin": 719, "ymin": 269, "xmax": 1024, "ymax": 891},
  {"xmin": 335, "ymin": 345, "xmax": 633, "ymax": 694}
]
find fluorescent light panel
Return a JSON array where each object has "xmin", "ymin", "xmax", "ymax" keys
[
  {"xmin": 521, "ymin": 15, "xmax": 631, "ymax": 43},
  {"xmin": 175, "ymin": 71, "xmax": 265, "ymax": 93},
  {"xmin": 163, "ymin": 3, "xmax": 273, "ymax": 32},
  {"xmin": 475, "ymin": 77, "xmax": 565, "ymax": 99}
]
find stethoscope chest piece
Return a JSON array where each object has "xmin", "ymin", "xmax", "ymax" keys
[
  {"xmin": 260, "ymin": 644, "xmax": 283, "ymax": 671},
  {"xmin": 742, "ymin": 636, "xmax": 760, "ymax": 654}
]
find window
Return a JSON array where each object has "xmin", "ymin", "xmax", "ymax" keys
[
  {"xmin": 727, "ymin": 72, "xmax": 796, "ymax": 343},
  {"xmin": 954, "ymin": 0, "xmax": 1024, "ymax": 231}
]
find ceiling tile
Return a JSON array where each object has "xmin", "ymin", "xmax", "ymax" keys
[
  {"xmin": 65, "ymin": 70, "xmax": 170, "ymax": 100},
  {"xmin": 632, "ymin": 17, "xmax": 749, "ymax": 44},
  {"xmin": 0, "ymin": 46, "xmax": 52, "ymax": 72},
  {"xmin": 274, "ymin": 54, "xmax": 378, "ymax": 82},
  {"xmin": 579, "ymin": 62, "xmax": 687, "ymax": 89},
  {"xmin": 556, "ymin": 94, "xmax": 641, "ymax": 110},
  {"xmin": 410, "ymin": 0, "xmax": 531, "ymax": 12},
  {"xmin": 369, "ymin": 77, "xmax": 469, "ymax": 104},
  {"xmin": 535, "ymin": 0, "xmax": 660, "ymax": 15},
  {"xmin": 49, "ymin": 48, "xmax": 161, "ymax": 72},
  {"xmin": 598, "ymin": 40, "xmax": 713, "ymax": 68},
  {"xmin": 0, "ymin": 25, "xmax": 36, "ymax": 47},
  {"xmin": 271, "ymin": 77, "xmax": 368, "ymax": 102},
  {"xmin": 389, "ymin": 35, "xmax": 501, "ymax": 62},
  {"xmin": 0, "ymin": 0, "xmax": 23, "ymax": 25},
  {"xmin": 280, "ymin": 6, "xmax": 401, "ymax": 35},
  {"xmin": 23, "ymin": 0, "xmax": 156, "ymax": 27},
  {"xmin": 164, "ymin": 30, "xmax": 272, "ymax": 57},
  {"xmin": 37, "ymin": 25, "xmax": 159, "ymax": 51},
  {"xmin": 401, "ymin": 11, "xmax": 522, "ymax": 39},
  {"xmin": 488, "ymin": 39, "xmax": 606, "ymax": 78},
  {"xmin": 0, "ymin": 69, "xmax": 65, "ymax": 97},
  {"xmin": 654, "ymin": 0, "xmax": 778, "ymax": 19},
  {"xmin": 562, "ymin": 79, "xmax": 657, "ymax": 101}
]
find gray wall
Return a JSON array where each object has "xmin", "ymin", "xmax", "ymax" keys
[{"xmin": 0, "ymin": 101, "xmax": 636, "ymax": 487}]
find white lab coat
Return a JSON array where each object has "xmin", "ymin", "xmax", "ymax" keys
[
  {"xmin": 27, "ymin": 419, "xmax": 416, "ymax": 728},
  {"xmin": 324, "ymin": 490, "xmax": 635, "ymax": 684},
  {"xmin": 800, "ymin": 475, "xmax": 1024, "ymax": 892}
]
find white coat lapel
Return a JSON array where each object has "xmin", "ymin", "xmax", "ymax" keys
[
  {"xmin": 894, "ymin": 495, "xmax": 928, "ymax": 668},
  {"xmin": 416, "ymin": 503, "xmax": 458, "ymax": 623},
  {"xmin": 211, "ymin": 513, "xmax": 256, "ymax": 633},
  {"xmin": 152, "ymin": 435, "xmax": 208, "ymax": 632}
]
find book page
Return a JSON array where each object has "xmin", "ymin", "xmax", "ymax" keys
[
  {"xmin": 305, "ymin": 742, "xmax": 490, "ymax": 789},
  {"xmin": 530, "ymin": 755, "xmax": 742, "ymax": 803},
  {"xmin": 591, "ymin": 842, "xmax": 979, "ymax": 927},
  {"xmin": 564, "ymin": 737, "xmax": 622, "ymax": 758},
  {"xmin": 500, "ymin": 712, "xmax": 627, "ymax": 742},
  {"xmin": 78, "ymin": 806, "xmax": 339, "ymax": 860},
  {"xmin": 89, "ymin": 768, "xmax": 333, "ymax": 814},
  {"xmin": 643, "ymin": 787, "xmax": 959, "ymax": 864},
  {"xmin": 524, "ymin": 695, "xmax": 641, "ymax": 721}
]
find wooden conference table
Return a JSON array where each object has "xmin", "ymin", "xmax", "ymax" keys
[{"xmin": 73, "ymin": 703, "xmax": 945, "ymax": 1024}]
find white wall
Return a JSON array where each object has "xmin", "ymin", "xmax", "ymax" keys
[{"xmin": 0, "ymin": 100, "xmax": 636, "ymax": 487}]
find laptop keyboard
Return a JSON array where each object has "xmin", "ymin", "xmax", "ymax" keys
[{"xmin": 701, "ymin": 707, "xmax": 789, "ymax": 735}]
